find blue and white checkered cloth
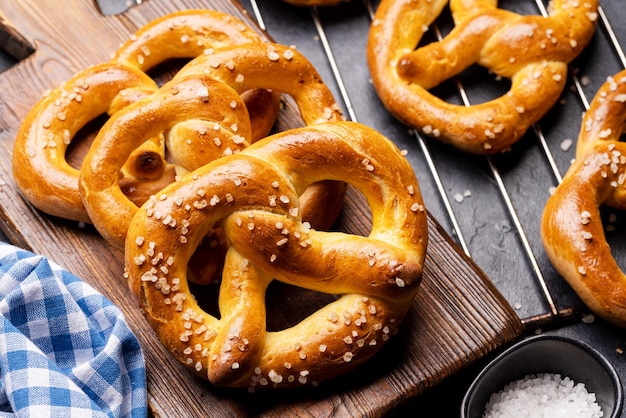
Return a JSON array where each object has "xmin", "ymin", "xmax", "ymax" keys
[{"xmin": 0, "ymin": 243, "xmax": 147, "ymax": 417}]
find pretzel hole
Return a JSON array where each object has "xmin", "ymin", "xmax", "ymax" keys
[
  {"xmin": 601, "ymin": 206, "xmax": 626, "ymax": 266},
  {"xmin": 332, "ymin": 186, "xmax": 372, "ymax": 236},
  {"xmin": 126, "ymin": 151, "xmax": 165, "ymax": 180},
  {"xmin": 65, "ymin": 114, "xmax": 108, "ymax": 169},
  {"xmin": 453, "ymin": 66, "xmax": 511, "ymax": 105},
  {"xmin": 145, "ymin": 58, "xmax": 188, "ymax": 88},
  {"xmin": 265, "ymin": 282, "xmax": 339, "ymax": 332},
  {"xmin": 187, "ymin": 276, "xmax": 339, "ymax": 332},
  {"xmin": 271, "ymin": 95, "xmax": 305, "ymax": 133}
]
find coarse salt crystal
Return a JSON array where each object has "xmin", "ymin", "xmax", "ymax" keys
[
  {"xmin": 560, "ymin": 138, "xmax": 573, "ymax": 151},
  {"xmin": 483, "ymin": 373, "xmax": 603, "ymax": 418}
]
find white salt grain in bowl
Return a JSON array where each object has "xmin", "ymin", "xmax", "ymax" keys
[
  {"xmin": 483, "ymin": 372, "xmax": 602, "ymax": 417},
  {"xmin": 461, "ymin": 334, "xmax": 623, "ymax": 418}
]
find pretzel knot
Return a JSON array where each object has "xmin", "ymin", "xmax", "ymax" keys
[
  {"xmin": 541, "ymin": 70, "xmax": 626, "ymax": 328},
  {"xmin": 80, "ymin": 42, "xmax": 346, "ymax": 252},
  {"xmin": 367, "ymin": 0, "xmax": 598, "ymax": 154},
  {"xmin": 124, "ymin": 121, "xmax": 427, "ymax": 389}
]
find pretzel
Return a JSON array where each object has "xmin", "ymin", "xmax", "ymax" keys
[
  {"xmin": 12, "ymin": 9, "xmax": 280, "ymax": 224},
  {"xmin": 541, "ymin": 70, "xmax": 626, "ymax": 328},
  {"xmin": 367, "ymin": 0, "xmax": 599, "ymax": 154},
  {"xmin": 79, "ymin": 42, "xmax": 346, "ymax": 250},
  {"xmin": 124, "ymin": 121, "xmax": 427, "ymax": 388},
  {"xmin": 112, "ymin": 9, "xmax": 280, "ymax": 142},
  {"xmin": 12, "ymin": 63, "xmax": 164, "ymax": 223}
]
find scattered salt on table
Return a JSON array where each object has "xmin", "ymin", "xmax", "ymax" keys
[
  {"xmin": 560, "ymin": 138, "xmax": 573, "ymax": 151},
  {"xmin": 483, "ymin": 373, "xmax": 603, "ymax": 418}
]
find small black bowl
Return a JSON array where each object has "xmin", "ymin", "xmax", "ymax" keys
[{"xmin": 461, "ymin": 334, "xmax": 623, "ymax": 418}]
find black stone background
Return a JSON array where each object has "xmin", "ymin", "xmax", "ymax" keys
[{"xmin": 235, "ymin": 1, "xmax": 626, "ymax": 416}]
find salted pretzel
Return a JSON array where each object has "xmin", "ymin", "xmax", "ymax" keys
[
  {"xmin": 367, "ymin": 0, "xmax": 599, "ymax": 154},
  {"xmin": 124, "ymin": 121, "xmax": 427, "ymax": 388},
  {"xmin": 12, "ymin": 63, "xmax": 165, "ymax": 223},
  {"xmin": 12, "ymin": 10, "xmax": 280, "ymax": 224},
  {"xmin": 79, "ymin": 42, "xmax": 346, "ymax": 251},
  {"xmin": 541, "ymin": 70, "xmax": 626, "ymax": 328},
  {"xmin": 112, "ymin": 9, "xmax": 280, "ymax": 142}
]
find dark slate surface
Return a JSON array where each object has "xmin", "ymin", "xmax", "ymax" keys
[{"xmin": 236, "ymin": 0, "xmax": 626, "ymax": 416}]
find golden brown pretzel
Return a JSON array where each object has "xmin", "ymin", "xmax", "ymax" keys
[
  {"xmin": 79, "ymin": 42, "xmax": 345, "ymax": 250},
  {"xmin": 541, "ymin": 70, "xmax": 626, "ymax": 328},
  {"xmin": 113, "ymin": 9, "xmax": 280, "ymax": 142},
  {"xmin": 12, "ymin": 9, "xmax": 280, "ymax": 224},
  {"xmin": 367, "ymin": 0, "xmax": 599, "ymax": 154},
  {"xmin": 12, "ymin": 63, "xmax": 164, "ymax": 222},
  {"xmin": 124, "ymin": 121, "xmax": 427, "ymax": 388}
]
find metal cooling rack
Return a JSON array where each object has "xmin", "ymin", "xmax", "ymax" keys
[{"xmin": 239, "ymin": 0, "xmax": 626, "ymax": 329}]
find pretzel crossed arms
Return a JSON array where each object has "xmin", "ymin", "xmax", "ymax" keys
[
  {"xmin": 368, "ymin": 0, "xmax": 599, "ymax": 154},
  {"xmin": 542, "ymin": 70, "xmax": 626, "ymax": 328}
]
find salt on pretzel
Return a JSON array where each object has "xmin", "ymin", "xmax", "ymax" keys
[
  {"xmin": 12, "ymin": 63, "xmax": 164, "ymax": 223},
  {"xmin": 79, "ymin": 42, "xmax": 346, "ymax": 250},
  {"xmin": 541, "ymin": 70, "xmax": 626, "ymax": 328},
  {"xmin": 367, "ymin": 0, "xmax": 599, "ymax": 154},
  {"xmin": 124, "ymin": 121, "xmax": 427, "ymax": 388},
  {"xmin": 113, "ymin": 9, "xmax": 280, "ymax": 142}
]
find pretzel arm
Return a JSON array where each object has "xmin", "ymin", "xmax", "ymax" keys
[
  {"xmin": 208, "ymin": 249, "xmax": 272, "ymax": 386},
  {"xmin": 542, "ymin": 143, "xmax": 626, "ymax": 327},
  {"xmin": 223, "ymin": 214, "xmax": 421, "ymax": 301},
  {"xmin": 260, "ymin": 292, "xmax": 402, "ymax": 384},
  {"xmin": 372, "ymin": 59, "xmax": 566, "ymax": 153},
  {"xmin": 574, "ymin": 72, "xmax": 626, "ymax": 207},
  {"xmin": 577, "ymin": 75, "xmax": 626, "ymax": 157},
  {"xmin": 177, "ymin": 43, "xmax": 344, "ymax": 126},
  {"xmin": 114, "ymin": 9, "xmax": 264, "ymax": 72},
  {"xmin": 397, "ymin": 11, "xmax": 510, "ymax": 88}
]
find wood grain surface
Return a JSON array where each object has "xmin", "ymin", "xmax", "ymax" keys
[{"xmin": 0, "ymin": 0, "xmax": 523, "ymax": 416}]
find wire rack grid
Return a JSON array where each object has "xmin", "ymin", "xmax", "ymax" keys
[{"xmin": 239, "ymin": 0, "xmax": 626, "ymax": 329}]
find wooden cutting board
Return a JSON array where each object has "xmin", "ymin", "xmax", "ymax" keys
[{"xmin": 0, "ymin": 0, "xmax": 524, "ymax": 416}]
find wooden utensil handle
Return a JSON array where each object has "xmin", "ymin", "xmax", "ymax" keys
[{"xmin": 0, "ymin": 10, "xmax": 35, "ymax": 61}]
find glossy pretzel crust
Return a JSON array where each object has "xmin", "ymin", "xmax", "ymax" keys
[
  {"xmin": 367, "ymin": 0, "xmax": 599, "ymax": 154},
  {"xmin": 542, "ymin": 70, "xmax": 626, "ymax": 328},
  {"xmin": 124, "ymin": 121, "xmax": 427, "ymax": 389}
]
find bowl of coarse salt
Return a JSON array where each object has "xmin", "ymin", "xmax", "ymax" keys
[{"xmin": 461, "ymin": 334, "xmax": 623, "ymax": 418}]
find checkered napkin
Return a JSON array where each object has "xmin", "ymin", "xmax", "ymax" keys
[{"xmin": 0, "ymin": 243, "xmax": 147, "ymax": 417}]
